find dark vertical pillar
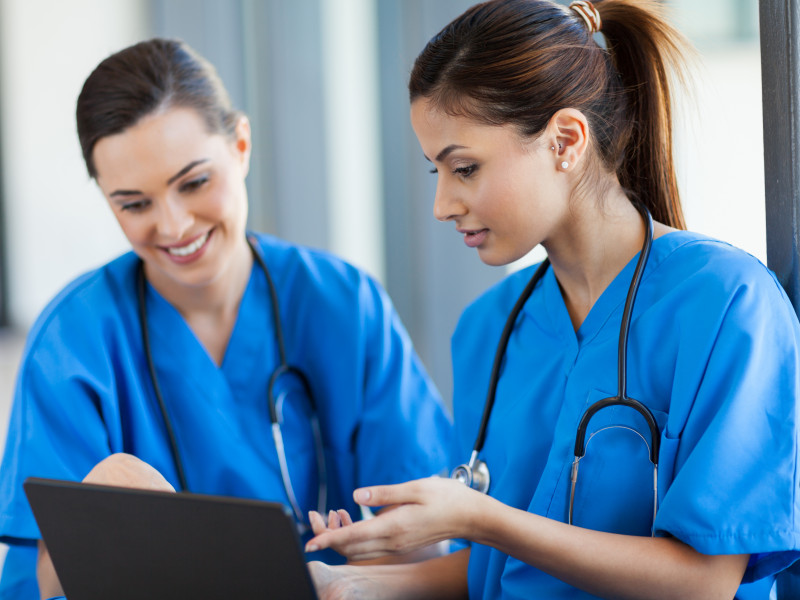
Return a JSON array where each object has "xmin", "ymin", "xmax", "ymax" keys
[
  {"xmin": 761, "ymin": 0, "xmax": 800, "ymax": 314},
  {"xmin": 762, "ymin": 1, "xmax": 800, "ymax": 595}
]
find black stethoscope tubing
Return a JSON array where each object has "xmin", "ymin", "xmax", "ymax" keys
[
  {"xmin": 453, "ymin": 203, "xmax": 660, "ymax": 508},
  {"xmin": 136, "ymin": 236, "xmax": 326, "ymax": 526}
]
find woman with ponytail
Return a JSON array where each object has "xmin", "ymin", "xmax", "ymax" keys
[{"xmin": 306, "ymin": 1, "xmax": 800, "ymax": 598}]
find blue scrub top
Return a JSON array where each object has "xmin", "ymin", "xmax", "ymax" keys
[
  {"xmin": 453, "ymin": 231, "xmax": 800, "ymax": 600},
  {"xmin": 0, "ymin": 233, "xmax": 452, "ymax": 599}
]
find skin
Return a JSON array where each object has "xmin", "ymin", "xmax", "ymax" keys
[
  {"xmin": 93, "ymin": 106, "xmax": 254, "ymax": 365},
  {"xmin": 303, "ymin": 99, "xmax": 750, "ymax": 599}
]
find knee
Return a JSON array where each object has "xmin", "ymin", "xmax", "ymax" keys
[{"xmin": 83, "ymin": 453, "xmax": 175, "ymax": 492}]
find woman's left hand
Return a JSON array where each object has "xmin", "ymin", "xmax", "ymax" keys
[{"xmin": 305, "ymin": 476, "xmax": 482, "ymax": 561}]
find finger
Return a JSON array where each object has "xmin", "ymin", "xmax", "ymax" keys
[
  {"xmin": 337, "ymin": 509, "xmax": 353, "ymax": 526},
  {"xmin": 308, "ymin": 528, "xmax": 397, "ymax": 562},
  {"xmin": 306, "ymin": 517, "xmax": 379, "ymax": 553},
  {"xmin": 308, "ymin": 510, "xmax": 328, "ymax": 535},
  {"xmin": 353, "ymin": 479, "xmax": 423, "ymax": 507},
  {"xmin": 328, "ymin": 509, "xmax": 342, "ymax": 529}
]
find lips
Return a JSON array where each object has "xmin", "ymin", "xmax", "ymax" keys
[
  {"xmin": 160, "ymin": 229, "xmax": 213, "ymax": 263},
  {"xmin": 460, "ymin": 228, "xmax": 488, "ymax": 248}
]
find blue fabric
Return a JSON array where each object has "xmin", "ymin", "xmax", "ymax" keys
[
  {"xmin": 452, "ymin": 232, "xmax": 800, "ymax": 599},
  {"xmin": 0, "ymin": 233, "xmax": 452, "ymax": 598}
]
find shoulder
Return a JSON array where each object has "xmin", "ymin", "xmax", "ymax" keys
[
  {"xmin": 22, "ymin": 252, "xmax": 139, "ymax": 357},
  {"xmin": 249, "ymin": 232, "xmax": 387, "ymax": 304},
  {"xmin": 649, "ymin": 232, "xmax": 789, "ymax": 311}
]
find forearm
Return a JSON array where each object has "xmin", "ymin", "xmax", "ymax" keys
[
  {"xmin": 37, "ymin": 540, "xmax": 64, "ymax": 600},
  {"xmin": 475, "ymin": 496, "xmax": 747, "ymax": 600}
]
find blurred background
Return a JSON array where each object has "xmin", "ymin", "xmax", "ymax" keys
[{"xmin": 0, "ymin": 0, "xmax": 764, "ymax": 567}]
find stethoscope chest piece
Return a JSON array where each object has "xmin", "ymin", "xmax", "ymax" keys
[{"xmin": 451, "ymin": 451, "xmax": 490, "ymax": 493}]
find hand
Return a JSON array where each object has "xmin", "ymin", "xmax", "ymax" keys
[
  {"xmin": 309, "ymin": 561, "xmax": 386, "ymax": 600},
  {"xmin": 305, "ymin": 477, "xmax": 481, "ymax": 561},
  {"xmin": 309, "ymin": 508, "xmax": 356, "ymax": 534}
]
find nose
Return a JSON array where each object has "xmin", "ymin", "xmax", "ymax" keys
[
  {"xmin": 432, "ymin": 180, "xmax": 466, "ymax": 222},
  {"xmin": 156, "ymin": 196, "xmax": 194, "ymax": 240}
]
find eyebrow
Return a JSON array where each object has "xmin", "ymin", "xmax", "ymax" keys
[
  {"xmin": 435, "ymin": 144, "xmax": 466, "ymax": 163},
  {"xmin": 108, "ymin": 158, "xmax": 210, "ymax": 198}
]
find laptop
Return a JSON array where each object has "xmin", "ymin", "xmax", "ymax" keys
[{"xmin": 24, "ymin": 477, "xmax": 319, "ymax": 600}]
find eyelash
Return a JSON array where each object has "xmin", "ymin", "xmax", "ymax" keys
[
  {"xmin": 180, "ymin": 175, "xmax": 209, "ymax": 193},
  {"xmin": 121, "ymin": 200, "xmax": 151, "ymax": 213},
  {"xmin": 454, "ymin": 164, "xmax": 478, "ymax": 178},
  {"xmin": 429, "ymin": 164, "xmax": 479, "ymax": 178},
  {"xmin": 119, "ymin": 175, "xmax": 209, "ymax": 212}
]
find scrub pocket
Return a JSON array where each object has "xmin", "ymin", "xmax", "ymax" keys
[{"xmin": 555, "ymin": 388, "xmax": 667, "ymax": 536}]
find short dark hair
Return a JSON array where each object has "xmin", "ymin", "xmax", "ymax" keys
[{"xmin": 76, "ymin": 38, "xmax": 242, "ymax": 178}]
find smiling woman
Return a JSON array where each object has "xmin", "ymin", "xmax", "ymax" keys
[
  {"xmin": 0, "ymin": 39, "xmax": 453, "ymax": 599},
  {"xmin": 91, "ymin": 107, "xmax": 253, "ymax": 363}
]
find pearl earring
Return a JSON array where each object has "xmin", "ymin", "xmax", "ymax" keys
[{"xmin": 561, "ymin": 161, "xmax": 569, "ymax": 169}]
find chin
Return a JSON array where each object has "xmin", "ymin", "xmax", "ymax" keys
[{"xmin": 476, "ymin": 250, "xmax": 516, "ymax": 268}]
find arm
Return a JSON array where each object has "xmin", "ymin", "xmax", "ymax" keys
[
  {"xmin": 308, "ymin": 478, "xmax": 748, "ymax": 600},
  {"xmin": 310, "ymin": 548, "xmax": 469, "ymax": 600},
  {"xmin": 36, "ymin": 541, "xmax": 63, "ymax": 600}
]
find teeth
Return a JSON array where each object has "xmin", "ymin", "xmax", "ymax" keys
[{"xmin": 167, "ymin": 232, "xmax": 209, "ymax": 257}]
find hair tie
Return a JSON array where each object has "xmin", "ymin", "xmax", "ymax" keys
[{"xmin": 569, "ymin": 1, "xmax": 602, "ymax": 34}]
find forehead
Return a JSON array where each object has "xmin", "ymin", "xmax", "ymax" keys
[
  {"xmin": 92, "ymin": 107, "xmax": 223, "ymax": 185},
  {"xmin": 410, "ymin": 98, "xmax": 531, "ymax": 156}
]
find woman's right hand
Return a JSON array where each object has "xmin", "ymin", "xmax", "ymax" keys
[{"xmin": 306, "ymin": 476, "xmax": 483, "ymax": 561}]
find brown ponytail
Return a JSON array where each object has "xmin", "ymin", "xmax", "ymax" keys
[{"xmin": 409, "ymin": 0, "xmax": 691, "ymax": 229}]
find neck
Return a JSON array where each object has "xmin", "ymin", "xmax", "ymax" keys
[
  {"xmin": 543, "ymin": 186, "xmax": 649, "ymax": 331},
  {"xmin": 144, "ymin": 237, "xmax": 253, "ymax": 321}
]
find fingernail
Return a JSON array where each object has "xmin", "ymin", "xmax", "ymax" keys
[
  {"xmin": 305, "ymin": 543, "xmax": 319, "ymax": 553},
  {"xmin": 354, "ymin": 488, "xmax": 371, "ymax": 503}
]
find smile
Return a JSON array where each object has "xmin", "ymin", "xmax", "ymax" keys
[{"xmin": 165, "ymin": 231, "xmax": 210, "ymax": 257}]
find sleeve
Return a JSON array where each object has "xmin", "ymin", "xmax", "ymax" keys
[
  {"xmin": 653, "ymin": 270, "xmax": 800, "ymax": 582},
  {"xmin": 352, "ymin": 275, "xmax": 453, "ymax": 488},
  {"xmin": 0, "ymin": 322, "xmax": 116, "ymax": 545}
]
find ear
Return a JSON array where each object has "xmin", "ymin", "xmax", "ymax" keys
[
  {"xmin": 546, "ymin": 108, "xmax": 590, "ymax": 172},
  {"xmin": 232, "ymin": 115, "xmax": 252, "ymax": 177}
]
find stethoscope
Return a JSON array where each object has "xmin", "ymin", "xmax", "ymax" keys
[
  {"xmin": 451, "ymin": 203, "xmax": 660, "ymax": 532},
  {"xmin": 136, "ymin": 236, "xmax": 327, "ymax": 533}
]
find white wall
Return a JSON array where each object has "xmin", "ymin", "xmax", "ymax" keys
[
  {"xmin": 1, "ymin": 0, "xmax": 148, "ymax": 330},
  {"xmin": 676, "ymin": 45, "xmax": 766, "ymax": 262},
  {"xmin": 321, "ymin": 0, "xmax": 386, "ymax": 283}
]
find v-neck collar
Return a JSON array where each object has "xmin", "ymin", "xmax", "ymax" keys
[
  {"xmin": 532, "ymin": 231, "xmax": 694, "ymax": 351},
  {"xmin": 143, "ymin": 261, "xmax": 273, "ymax": 401}
]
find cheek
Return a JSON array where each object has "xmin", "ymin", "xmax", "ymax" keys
[
  {"xmin": 109, "ymin": 211, "xmax": 145, "ymax": 244},
  {"xmin": 210, "ymin": 177, "xmax": 246, "ymax": 217}
]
